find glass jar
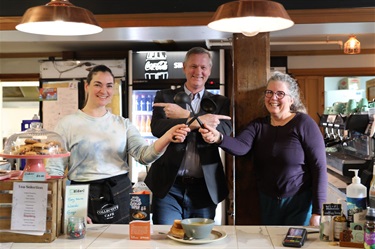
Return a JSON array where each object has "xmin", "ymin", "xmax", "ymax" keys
[
  {"xmin": 67, "ymin": 216, "xmax": 86, "ymax": 239},
  {"xmin": 333, "ymin": 213, "xmax": 347, "ymax": 241}
]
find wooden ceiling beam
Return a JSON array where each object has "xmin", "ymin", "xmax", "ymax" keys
[{"xmin": 1, "ymin": 48, "xmax": 374, "ymax": 60}]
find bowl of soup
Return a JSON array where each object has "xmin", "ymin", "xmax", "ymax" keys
[{"xmin": 181, "ymin": 218, "xmax": 215, "ymax": 239}]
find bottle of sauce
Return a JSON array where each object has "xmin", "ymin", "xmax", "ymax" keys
[{"xmin": 364, "ymin": 207, "xmax": 375, "ymax": 248}]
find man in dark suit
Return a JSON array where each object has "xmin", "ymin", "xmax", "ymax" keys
[{"xmin": 145, "ymin": 47, "xmax": 232, "ymax": 224}]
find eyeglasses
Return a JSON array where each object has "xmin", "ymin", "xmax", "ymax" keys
[{"xmin": 264, "ymin": 90, "xmax": 289, "ymax": 99}]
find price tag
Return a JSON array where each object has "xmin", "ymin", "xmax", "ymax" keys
[{"xmin": 23, "ymin": 172, "xmax": 46, "ymax": 181}]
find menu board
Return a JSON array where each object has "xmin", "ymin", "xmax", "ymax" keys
[{"xmin": 11, "ymin": 182, "xmax": 48, "ymax": 231}]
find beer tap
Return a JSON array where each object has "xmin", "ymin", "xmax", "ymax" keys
[
  {"xmin": 331, "ymin": 127, "xmax": 337, "ymax": 139},
  {"xmin": 325, "ymin": 126, "xmax": 331, "ymax": 139},
  {"xmin": 338, "ymin": 129, "xmax": 344, "ymax": 141}
]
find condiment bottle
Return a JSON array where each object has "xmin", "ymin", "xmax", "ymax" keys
[
  {"xmin": 364, "ymin": 207, "xmax": 375, "ymax": 248},
  {"xmin": 369, "ymin": 163, "xmax": 375, "ymax": 208},
  {"xmin": 333, "ymin": 211, "xmax": 347, "ymax": 241}
]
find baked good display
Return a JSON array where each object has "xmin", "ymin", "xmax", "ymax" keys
[
  {"xmin": 11, "ymin": 139, "xmax": 65, "ymax": 155},
  {"xmin": 1, "ymin": 122, "xmax": 70, "ymax": 179},
  {"xmin": 2, "ymin": 122, "xmax": 68, "ymax": 156},
  {"xmin": 168, "ymin": 219, "xmax": 185, "ymax": 239}
]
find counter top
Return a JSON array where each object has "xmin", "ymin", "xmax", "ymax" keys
[{"xmin": 0, "ymin": 224, "xmax": 360, "ymax": 249}]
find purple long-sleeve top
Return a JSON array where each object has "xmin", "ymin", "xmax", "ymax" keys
[{"xmin": 220, "ymin": 112, "xmax": 327, "ymax": 215}]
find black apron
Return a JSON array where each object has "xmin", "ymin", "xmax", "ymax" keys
[{"xmin": 71, "ymin": 173, "xmax": 131, "ymax": 224}]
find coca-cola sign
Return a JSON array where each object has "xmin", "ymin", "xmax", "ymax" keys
[
  {"xmin": 145, "ymin": 61, "xmax": 168, "ymax": 71},
  {"xmin": 132, "ymin": 50, "xmax": 220, "ymax": 83},
  {"xmin": 144, "ymin": 51, "xmax": 168, "ymax": 79}
]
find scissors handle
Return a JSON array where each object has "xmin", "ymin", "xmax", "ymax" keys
[{"xmin": 186, "ymin": 115, "xmax": 204, "ymax": 127}]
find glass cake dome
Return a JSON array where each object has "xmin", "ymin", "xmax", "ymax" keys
[{"xmin": 2, "ymin": 122, "xmax": 68, "ymax": 156}]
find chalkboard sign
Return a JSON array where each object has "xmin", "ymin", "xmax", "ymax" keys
[{"xmin": 322, "ymin": 203, "xmax": 342, "ymax": 216}]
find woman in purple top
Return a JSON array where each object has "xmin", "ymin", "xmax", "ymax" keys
[{"xmin": 199, "ymin": 71, "xmax": 327, "ymax": 226}]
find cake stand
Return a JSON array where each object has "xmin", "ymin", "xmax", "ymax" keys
[{"xmin": 0, "ymin": 153, "xmax": 70, "ymax": 180}]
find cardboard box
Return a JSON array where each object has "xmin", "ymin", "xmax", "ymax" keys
[
  {"xmin": 338, "ymin": 77, "xmax": 360, "ymax": 90},
  {"xmin": 0, "ymin": 178, "xmax": 65, "ymax": 243},
  {"xmin": 129, "ymin": 190, "xmax": 151, "ymax": 240}
]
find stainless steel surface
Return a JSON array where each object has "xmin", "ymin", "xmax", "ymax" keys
[{"xmin": 327, "ymin": 152, "xmax": 366, "ymax": 164}]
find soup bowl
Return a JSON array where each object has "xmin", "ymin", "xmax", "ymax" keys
[{"xmin": 181, "ymin": 218, "xmax": 215, "ymax": 239}]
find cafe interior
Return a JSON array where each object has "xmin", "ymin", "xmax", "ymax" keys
[{"xmin": 1, "ymin": 0, "xmax": 375, "ymax": 248}]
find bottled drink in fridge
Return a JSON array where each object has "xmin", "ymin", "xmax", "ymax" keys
[
  {"xmin": 140, "ymin": 94, "xmax": 146, "ymax": 111},
  {"xmin": 135, "ymin": 94, "xmax": 141, "ymax": 111},
  {"xmin": 146, "ymin": 95, "xmax": 152, "ymax": 111},
  {"xmin": 369, "ymin": 164, "xmax": 375, "ymax": 208},
  {"xmin": 145, "ymin": 115, "xmax": 151, "ymax": 133},
  {"xmin": 140, "ymin": 115, "xmax": 146, "ymax": 133}
]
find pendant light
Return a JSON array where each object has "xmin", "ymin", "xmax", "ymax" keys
[
  {"xmin": 207, "ymin": 0, "xmax": 294, "ymax": 36},
  {"xmin": 16, "ymin": 0, "xmax": 102, "ymax": 36},
  {"xmin": 344, "ymin": 35, "xmax": 361, "ymax": 55}
]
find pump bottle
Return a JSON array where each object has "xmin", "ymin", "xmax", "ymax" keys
[{"xmin": 346, "ymin": 169, "xmax": 367, "ymax": 225}]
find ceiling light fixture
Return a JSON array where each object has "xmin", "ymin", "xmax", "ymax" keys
[
  {"xmin": 205, "ymin": 39, "xmax": 344, "ymax": 49},
  {"xmin": 16, "ymin": 0, "xmax": 102, "ymax": 36},
  {"xmin": 207, "ymin": 0, "xmax": 294, "ymax": 37},
  {"xmin": 343, "ymin": 35, "xmax": 361, "ymax": 54}
]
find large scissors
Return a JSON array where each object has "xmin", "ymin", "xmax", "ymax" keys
[
  {"xmin": 174, "ymin": 92, "xmax": 219, "ymax": 127},
  {"xmin": 174, "ymin": 92, "xmax": 204, "ymax": 127}
]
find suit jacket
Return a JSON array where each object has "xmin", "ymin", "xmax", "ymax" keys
[{"xmin": 145, "ymin": 87, "xmax": 232, "ymax": 204}]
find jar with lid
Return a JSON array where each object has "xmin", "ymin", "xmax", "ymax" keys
[
  {"xmin": 333, "ymin": 212, "xmax": 347, "ymax": 241},
  {"xmin": 67, "ymin": 216, "xmax": 86, "ymax": 239},
  {"xmin": 365, "ymin": 207, "xmax": 375, "ymax": 248}
]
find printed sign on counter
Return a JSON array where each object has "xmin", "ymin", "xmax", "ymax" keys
[
  {"xmin": 64, "ymin": 184, "xmax": 89, "ymax": 234},
  {"xmin": 11, "ymin": 182, "xmax": 48, "ymax": 231}
]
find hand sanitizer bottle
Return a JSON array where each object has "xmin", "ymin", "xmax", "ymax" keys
[{"xmin": 346, "ymin": 169, "xmax": 367, "ymax": 225}]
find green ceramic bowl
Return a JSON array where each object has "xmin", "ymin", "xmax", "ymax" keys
[{"xmin": 181, "ymin": 218, "xmax": 215, "ymax": 239}]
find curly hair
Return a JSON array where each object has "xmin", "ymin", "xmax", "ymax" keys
[{"xmin": 265, "ymin": 71, "xmax": 307, "ymax": 113}]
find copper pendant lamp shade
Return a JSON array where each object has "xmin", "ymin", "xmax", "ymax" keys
[
  {"xmin": 344, "ymin": 35, "xmax": 361, "ymax": 55},
  {"xmin": 208, "ymin": 0, "xmax": 294, "ymax": 37},
  {"xmin": 16, "ymin": 0, "xmax": 102, "ymax": 36}
]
